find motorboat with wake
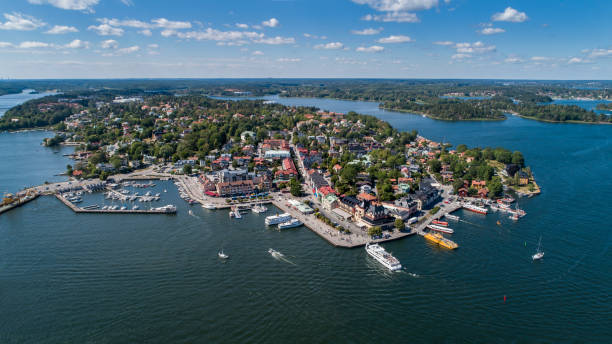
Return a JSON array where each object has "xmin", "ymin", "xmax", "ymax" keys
[{"xmin": 268, "ymin": 248, "xmax": 283, "ymax": 258}]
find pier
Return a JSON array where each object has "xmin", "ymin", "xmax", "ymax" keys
[
  {"xmin": 411, "ymin": 202, "xmax": 463, "ymax": 236},
  {"xmin": 55, "ymin": 194, "xmax": 176, "ymax": 214}
]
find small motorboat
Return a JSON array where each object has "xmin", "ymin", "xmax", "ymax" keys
[
  {"xmin": 268, "ymin": 248, "xmax": 283, "ymax": 257},
  {"xmin": 218, "ymin": 250, "xmax": 229, "ymax": 259}
]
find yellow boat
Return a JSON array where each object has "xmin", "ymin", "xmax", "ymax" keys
[{"xmin": 424, "ymin": 232, "xmax": 458, "ymax": 250}]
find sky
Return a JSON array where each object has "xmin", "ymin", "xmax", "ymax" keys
[{"xmin": 0, "ymin": 0, "xmax": 610, "ymax": 79}]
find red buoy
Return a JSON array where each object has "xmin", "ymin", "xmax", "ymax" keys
[{"xmin": 503, "ymin": 295, "xmax": 507, "ymax": 303}]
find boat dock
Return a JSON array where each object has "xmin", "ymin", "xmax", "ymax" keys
[
  {"xmin": 0, "ymin": 193, "xmax": 39, "ymax": 215},
  {"xmin": 55, "ymin": 194, "xmax": 176, "ymax": 214},
  {"xmin": 412, "ymin": 202, "xmax": 463, "ymax": 237}
]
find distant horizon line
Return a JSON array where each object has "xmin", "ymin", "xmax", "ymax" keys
[{"xmin": 0, "ymin": 77, "xmax": 611, "ymax": 82}]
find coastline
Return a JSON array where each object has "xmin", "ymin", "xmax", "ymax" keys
[{"xmin": 380, "ymin": 106, "xmax": 507, "ymax": 122}]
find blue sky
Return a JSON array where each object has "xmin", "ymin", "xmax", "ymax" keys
[{"xmin": 0, "ymin": 0, "xmax": 610, "ymax": 79}]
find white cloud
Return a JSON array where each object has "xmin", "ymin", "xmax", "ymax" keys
[
  {"xmin": 100, "ymin": 39, "xmax": 119, "ymax": 49},
  {"xmin": 88, "ymin": 24, "xmax": 124, "ymax": 36},
  {"xmin": 120, "ymin": 0, "xmax": 134, "ymax": 6},
  {"xmin": 139, "ymin": 29, "xmax": 152, "ymax": 36},
  {"xmin": 455, "ymin": 41, "xmax": 495, "ymax": 54},
  {"xmin": 151, "ymin": 18, "xmax": 191, "ymax": 29},
  {"xmin": 28, "ymin": 0, "xmax": 100, "ymax": 12},
  {"xmin": 45, "ymin": 25, "xmax": 78, "ymax": 34},
  {"xmin": 354, "ymin": 0, "xmax": 439, "ymax": 23},
  {"xmin": 433, "ymin": 41, "xmax": 454, "ymax": 46},
  {"xmin": 65, "ymin": 39, "xmax": 89, "ymax": 49},
  {"xmin": 117, "ymin": 45, "xmax": 140, "ymax": 54},
  {"xmin": 363, "ymin": 12, "xmax": 419, "ymax": 23},
  {"xmin": 567, "ymin": 57, "xmax": 589, "ymax": 64},
  {"xmin": 504, "ymin": 57, "xmax": 524, "ymax": 64},
  {"xmin": 0, "ymin": 42, "xmax": 13, "ymax": 48},
  {"xmin": 352, "ymin": 0, "xmax": 438, "ymax": 12},
  {"xmin": 236, "ymin": 23, "xmax": 249, "ymax": 29},
  {"xmin": 252, "ymin": 50, "xmax": 264, "ymax": 55},
  {"xmin": 277, "ymin": 57, "xmax": 301, "ymax": 62},
  {"xmin": 101, "ymin": 44, "xmax": 139, "ymax": 56},
  {"xmin": 335, "ymin": 57, "xmax": 367, "ymax": 65},
  {"xmin": 0, "ymin": 13, "xmax": 45, "ymax": 31},
  {"xmin": 163, "ymin": 27, "xmax": 295, "ymax": 45},
  {"xmin": 585, "ymin": 48, "xmax": 612, "ymax": 59},
  {"xmin": 147, "ymin": 44, "xmax": 159, "ymax": 49},
  {"xmin": 314, "ymin": 42, "xmax": 344, "ymax": 50},
  {"xmin": 19, "ymin": 41, "xmax": 51, "ymax": 49},
  {"xmin": 96, "ymin": 18, "xmax": 191, "ymax": 31},
  {"xmin": 531, "ymin": 56, "xmax": 550, "ymax": 61},
  {"xmin": 262, "ymin": 18, "xmax": 279, "ymax": 28},
  {"xmin": 303, "ymin": 33, "xmax": 327, "ymax": 39},
  {"xmin": 377, "ymin": 35, "xmax": 412, "ymax": 43},
  {"xmin": 167, "ymin": 28, "xmax": 261, "ymax": 41},
  {"xmin": 451, "ymin": 53, "xmax": 470, "ymax": 60},
  {"xmin": 356, "ymin": 45, "xmax": 384, "ymax": 53},
  {"xmin": 492, "ymin": 7, "xmax": 528, "ymax": 23},
  {"xmin": 160, "ymin": 29, "xmax": 175, "ymax": 37},
  {"xmin": 480, "ymin": 27, "xmax": 505, "ymax": 35},
  {"xmin": 253, "ymin": 36, "xmax": 295, "ymax": 45},
  {"xmin": 99, "ymin": 18, "xmax": 150, "ymax": 28},
  {"xmin": 351, "ymin": 27, "xmax": 382, "ymax": 35}
]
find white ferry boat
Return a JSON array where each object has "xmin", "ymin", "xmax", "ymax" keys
[
  {"xmin": 202, "ymin": 203, "xmax": 216, "ymax": 209},
  {"xmin": 463, "ymin": 203, "xmax": 488, "ymax": 215},
  {"xmin": 278, "ymin": 218, "xmax": 302, "ymax": 229},
  {"xmin": 265, "ymin": 213, "xmax": 292, "ymax": 226},
  {"xmin": 365, "ymin": 243, "xmax": 402, "ymax": 271}
]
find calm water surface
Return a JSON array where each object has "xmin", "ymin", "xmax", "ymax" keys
[{"xmin": 1, "ymin": 95, "xmax": 611, "ymax": 343}]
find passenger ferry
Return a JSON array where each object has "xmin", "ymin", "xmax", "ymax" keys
[
  {"xmin": 278, "ymin": 218, "xmax": 302, "ymax": 229},
  {"xmin": 365, "ymin": 243, "xmax": 402, "ymax": 271},
  {"xmin": 265, "ymin": 213, "xmax": 292, "ymax": 225}
]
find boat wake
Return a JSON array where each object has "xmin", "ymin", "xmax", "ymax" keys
[
  {"xmin": 545, "ymin": 252, "xmax": 587, "ymax": 284},
  {"xmin": 188, "ymin": 210, "xmax": 200, "ymax": 219},
  {"xmin": 269, "ymin": 249, "xmax": 296, "ymax": 265}
]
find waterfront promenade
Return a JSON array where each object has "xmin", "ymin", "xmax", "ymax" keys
[{"xmin": 271, "ymin": 194, "xmax": 414, "ymax": 248}]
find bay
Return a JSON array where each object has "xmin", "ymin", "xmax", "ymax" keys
[{"xmin": 1, "ymin": 94, "xmax": 611, "ymax": 343}]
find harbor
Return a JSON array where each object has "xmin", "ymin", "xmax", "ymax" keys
[{"xmin": 55, "ymin": 193, "xmax": 176, "ymax": 214}]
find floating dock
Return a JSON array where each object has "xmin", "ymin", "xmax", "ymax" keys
[{"xmin": 55, "ymin": 194, "xmax": 176, "ymax": 214}]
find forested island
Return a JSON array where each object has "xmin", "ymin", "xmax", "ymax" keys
[{"xmin": 1, "ymin": 79, "xmax": 611, "ymax": 125}]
